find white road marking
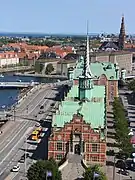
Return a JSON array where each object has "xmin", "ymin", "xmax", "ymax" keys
[
  {"xmin": 0, "ymin": 122, "xmax": 29, "ymax": 154},
  {"xmin": 0, "ymin": 127, "xmax": 33, "ymax": 176}
]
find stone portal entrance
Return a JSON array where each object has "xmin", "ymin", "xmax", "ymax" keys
[{"xmin": 74, "ymin": 144, "xmax": 81, "ymax": 155}]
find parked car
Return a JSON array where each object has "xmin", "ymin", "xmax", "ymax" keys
[
  {"xmin": 11, "ymin": 165, "xmax": 20, "ymax": 172},
  {"xmin": 115, "ymin": 160, "xmax": 128, "ymax": 170},
  {"xmin": 18, "ymin": 154, "xmax": 29, "ymax": 163},
  {"xmin": 118, "ymin": 169, "xmax": 129, "ymax": 176}
]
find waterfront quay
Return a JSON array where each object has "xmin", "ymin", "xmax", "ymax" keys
[
  {"xmin": 0, "ymin": 66, "xmax": 34, "ymax": 73},
  {"xmin": 0, "ymin": 73, "xmax": 59, "ymax": 111},
  {"xmin": 0, "ymin": 80, "xmax": 69, "ymax": 180}
]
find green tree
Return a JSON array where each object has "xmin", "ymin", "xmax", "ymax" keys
[
  {"xmin": 128, "ymin": 79, "xmax": 135, "ymax": 92},
  {"xmin": 112, "ymin": 97, "xmax": 133, "ymax": 157},
  {"xmin": 45, "ymin": 63, "xmax": 54, "ymax": 74},
  {"xmin": 83, "ymin": 165, "xmax": 107, "ymax": 180},
  {"xmin": 27, "ymin": 159, "xmax": 62, "ymax": 180},
  {"xmin": 34, "ymin": 61, "xmax": 44, "ymax": 73}
]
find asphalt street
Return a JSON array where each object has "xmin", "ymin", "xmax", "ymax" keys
[
  {"xmin": 0, "ymin": 82, "xmax": 65, "ymax": 180},
  {"xmin": 105, "ymin": 90, "xmax": 135, "ymax": 180}
]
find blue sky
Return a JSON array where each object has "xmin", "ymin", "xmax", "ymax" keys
[{"xmin": 0, "ymin": 0, "xmax": 134, "ymax": 34}]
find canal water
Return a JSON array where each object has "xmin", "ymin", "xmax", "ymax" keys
[{"xmin": 0, "ymin": 74, "xmax": 56, "ymax": 110}]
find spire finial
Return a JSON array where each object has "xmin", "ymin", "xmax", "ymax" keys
[
  {"xmin": 85, "ymin": 20, "xmax": 93, "ymax": 78},
  {"xmin": 119, "ymin": 15, "xmax": 125, "ymax": 50}
]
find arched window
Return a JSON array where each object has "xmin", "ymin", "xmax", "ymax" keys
[{"xmin": 99, "ymin": 74, "xmax": 107, "ymax": 85}]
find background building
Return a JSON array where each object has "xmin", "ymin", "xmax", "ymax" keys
[
  {"xmin": 90, "ymin": 51, "xmax": 132, "ymax": 75},
  {"xmin": 57, "ymin": 60, "xmax": 76, "ymax": 75},
  {"xmin": 0, "ymin": 52, "xmax": 19, "ymax": 67}
]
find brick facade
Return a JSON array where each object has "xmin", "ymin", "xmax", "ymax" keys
[{"xmin": 48, "ymin": 114, "xmax": 106, "ymax": 165}]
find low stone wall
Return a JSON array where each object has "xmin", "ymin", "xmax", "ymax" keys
[
  {"xmin": 17, "ymin": 85, "xmax": 41, "ymax": 105},
  {"xmin": 81, "ymin": 159, "xmax": 88, "ymax": 169},
  {"xmin": 58, "ymin": 159, "xmax": 68, "ymax": 171}
]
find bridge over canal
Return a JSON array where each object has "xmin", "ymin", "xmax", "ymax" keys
[{"xmin": 0, "ymin": 81, "xmax": 39, "ymax": 88}]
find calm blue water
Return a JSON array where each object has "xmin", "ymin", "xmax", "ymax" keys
[
  {"xmin": 0, "ymin": 32, "xmax": 99, "ymax": 38},
  {"xmin": 0, "ymin": 74, "xmax": 56, "ymax": 110}
]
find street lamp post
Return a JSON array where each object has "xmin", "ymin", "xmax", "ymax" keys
[
  {"xmin": 24, "ymin": 135, "xmax": 27, "ymax": 175},
  {"xmin": 113, "ymin": 155, "xmax": 116, "ymax": 180},
  {"xmin": 46, "ymin": 170, "xmax": 52, "ymax": 180},
  {"xmin": 1, "ymin": 105, "xmax": 6, "ymax": 114},
  {"xmin": 119, "ymin": 170, "xmax": 122, "ymax": 180},
  {"xmin": 13, "ymin": 105, "xmax": 16, "ymax": 121},
  {"xmin": 26, "ymin": 105, "xmax": 29, "ymax": 114},
  {"xmin": 93, "ymin": 172, "xmax": 100, "ymax": 180}
]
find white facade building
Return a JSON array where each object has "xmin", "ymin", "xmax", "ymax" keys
[{"xmin": 0, "ymin": 53, "xmax": 19, "ymax": 67}]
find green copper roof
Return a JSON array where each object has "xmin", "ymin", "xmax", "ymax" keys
[
  {"xmin": 67, "ymin": 85, "xmax": 105, "ymax": 99},
  {"xmin": 71, "ymin": 61, "xmax": 119, "ymax": 80},
  {"xmin": 52, "ymin": 84, "xmax": 105, "ymax": 129}
]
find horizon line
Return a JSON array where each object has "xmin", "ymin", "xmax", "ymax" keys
[{"xmin": 0, "ymin": 31, "xmax": 134, "ymax": 36}]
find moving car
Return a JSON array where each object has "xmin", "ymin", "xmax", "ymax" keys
[
  {"xmin": 39, "ymin": 110, "xmax": 44, "ymax": 114},
  {"xmin": 11, "ymin": 165, "xmax": 20, "ymax": 172},
  {"xmin": 40, "ymin": 105, "xmax": 44, "ymax": 109},
  {"xmin": 35, "ymin": 123, "xmax": 40, "ymax": 127},
  {"xmin": 51, "ymin": 103, "xmax": 55, "ymax": 106}
]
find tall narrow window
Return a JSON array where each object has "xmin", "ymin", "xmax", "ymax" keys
[
  {"xmin": 56, "ymin": 154, "xmax": 63, "ymax": 160},
  {"xmin": 57, "ymin": 142, "xmax": 62, "ymax": 151},
  {"xmin": 92, "ymin": 144, "xmax": 98, "ymax": 152}
]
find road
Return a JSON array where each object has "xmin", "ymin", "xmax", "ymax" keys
[
  {"xmin": 105, "ymin": 90, "xmax": 135, "ymax": 180},
  {"xmin": 0, "ymin": 82, "xmax": 65, "ymax": 180},
  {"xmin": 119, "ymin": 89, "xmax": 135, "ymax": 129}
]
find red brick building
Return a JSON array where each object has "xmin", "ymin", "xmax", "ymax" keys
[{"xmin": 48, "ymin": 114, "xmax": 106, "ymax": 165}]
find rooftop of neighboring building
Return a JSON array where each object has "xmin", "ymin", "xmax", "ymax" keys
[
  {"xmin": 99, "ymin": 41, "xmax": 119, "ymax": 51},
  {"xmin": 38, "ymin": 52, "xmax": 58, "ymax": 59},
  {"xmin": 63, "ymin": 53, "xmax": 80, "ymax": 60},
  {"xmin": 46, "ymin": 46, "xmax": 73, "ymax": 58},
  {"xmin": 90, "ymin": 50, "xmax": 132, "ymax": 57},
  {"xmin": 52, "ymin": 83, "xmax": 105, "ymax": 129},
  {"xmin": 37, "ymin": 58, "xmax": 62, "ymax": 63},
  {"xmin": 57, "ymin": 59, "xmax": 77, "ymax": 64},
  {"xmin": 7, "ymin": 43, "xmax": 49, "ymax": 51}
]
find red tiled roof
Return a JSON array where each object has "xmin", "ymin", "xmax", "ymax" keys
[
  {"xmin": 8, "ymin": 43, "xmax": 49, "ymax": 52},
  {"xmin": 46, "ymin": 46, "xmax": 73, "ymax": 57}
]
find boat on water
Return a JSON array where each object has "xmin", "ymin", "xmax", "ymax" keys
[
  {"xmin": 0, "ymin": 74, "xmax": 4, "ymax": 78},
  {"xmin": 16, "ymin": 79, "xmax": 22, "ymax": 82}
]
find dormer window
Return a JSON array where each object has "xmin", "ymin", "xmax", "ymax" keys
[{"xmin": 110, "ymin": 76, "xmax": 114, "ymax": 79}]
